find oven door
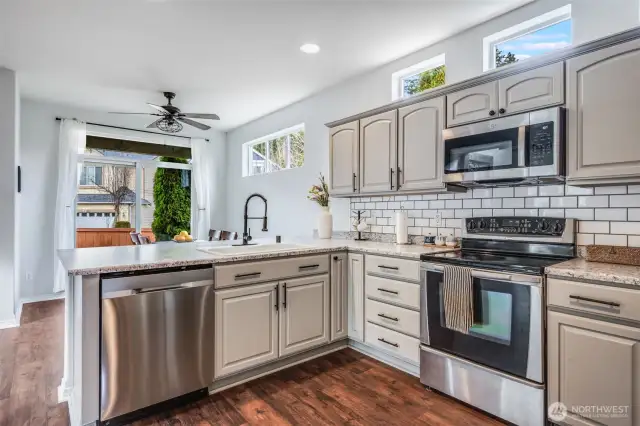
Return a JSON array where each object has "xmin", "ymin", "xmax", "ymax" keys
[{"xmin": 422, "ymin": 264, "xmax": 543, "ymax": 383}]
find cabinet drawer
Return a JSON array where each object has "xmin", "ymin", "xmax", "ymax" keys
[
  {"xmin": 365, "ymin": 322, "xmax": 420, "ymax": 364},
  {"xmin": 365, "ymin": 298, "xmax": 419, "ymax": 338},
  {"xmin": 366, "ymin": 255, "xmax": 420, "ymax": 282},
  {"xmin": 215, "ymin": 255, "xmax": 329, "ymax": 288},
  {"xmin": 548, "ymin": 278, "xmax": 640, "ymax": 323},
  {"xmin": 365, "ymin": 275, "xmax": 420, "ymax": 310}
]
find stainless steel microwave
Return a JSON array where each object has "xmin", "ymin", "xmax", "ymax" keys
[{"xmin": 442, "ymin": 107, "xmax": 564, "ymax": 187}]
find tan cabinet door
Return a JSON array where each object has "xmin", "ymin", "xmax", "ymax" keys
[
  {"xmin": 329, "ymin": 121, "xmax": 359, "ymax": 195},
  {"xmin": 279, "ymin": 274, "xmax": 330, "ymax": 357},
  {"xmin": 398, "ymin": 97, "xmax": 445, "ymax": 191},
  {"xmin": 214, "ymin": 282, "xmax": 279, "ymax": 378},
  {"xmin": 347, "ymin": 253, "xmax": 365, "ymax": 341},
  {"xmin": 446, "ymin": 81, "xmax": 498, "ymax": 127},
  {"xmin": 498, "ymin": 62, "xmax": 564, "ymax": 115},
  {"xmin": 548, "ymin": 311, "xmax": 640, "ymax": 426},
  {"xmin": 359, "ymin": 110, "xmax": 397, "ymax": 193},
  {"xmin": 566, "ymin": 38, "xmax": 640, "ymax": 184},
  {"xmin": 330, "ymin": 253, "xmax": 348, "ymax": 341}
]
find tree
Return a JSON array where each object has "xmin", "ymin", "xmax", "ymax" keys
[
  {"xmin": 151, "ymin": 157, "xmax": 191, "ymax": 240},
  {"xmin": 404, "ymin": 65, "xmax": 446, "ymax": 96},
  {"xmin": 495, "ymin": 47, "xmax": 518, "ymax": 67},
  {"xmin": 89, "ymin": 165, "xmax": 134, "ymax": 225}
]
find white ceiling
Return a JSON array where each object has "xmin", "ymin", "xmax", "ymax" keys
[{"xmin": 1, "ymin": 0, "xmax": 529, "ymax": 131}]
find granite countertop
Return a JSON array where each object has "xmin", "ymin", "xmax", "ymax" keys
[
  {"xmin": 58, "ymin": 238, "xmax": 456, "ymax": 275},
  {"xmin": 546, "ymin": 258, "xmax": 640, "ymax": 287}
]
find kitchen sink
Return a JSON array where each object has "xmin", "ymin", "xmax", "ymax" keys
[{"xmin": 198, "ymin": 243, "xmax": 309, "ymax": 256}]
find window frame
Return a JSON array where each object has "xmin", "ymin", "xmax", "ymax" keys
[
  {"xmin": 391, "ymin": 53, "xmax": 445, "ymax": 100},
  {"xmin": 483, "ymin": 4, "xmax": 572, "ymax": 71},
  {"xmin": 79, "ymin": 165, "xmax": 103, "ymax": 186},
  {"xmin": 242, "ymin": 123, "xmax": 305, "ymax": 177}
]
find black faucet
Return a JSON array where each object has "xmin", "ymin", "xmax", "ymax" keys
[{"xmin": 238, "ymin": 193, "xmax": 268, "ymax": 246}]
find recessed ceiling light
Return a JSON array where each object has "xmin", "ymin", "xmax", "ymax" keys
[{"xmin": 300, "ymin": 43, "xmax": 320, "ymax": 54}]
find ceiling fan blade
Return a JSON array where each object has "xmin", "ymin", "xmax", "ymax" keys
[
  {"xmin": 177, "ymin": 117, "xmax": 211, "ymax": 131},
  {"xmin": 109, "ymin": 112, "xmax": 163, "ymax": 115},
  {"xmin": 147, "ymin": 103, "xmax": 171, "ymax": 114},
  {"xmin": 179, "ymin": 113, "xmax": 220, "ymax": 120},
  {"xmin": 147, "ymin": 119, "xmax": 160, "ymax": 129}
]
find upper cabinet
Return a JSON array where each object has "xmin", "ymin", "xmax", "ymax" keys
[
  {"xmin": 498, "ymin": 62, "xmax": 564, "ymax": 115},
  {"xmin": 359, "ymin": 110, "xmax": 397, "ymax": 193},
  {"xmin": 566, "ymin": 38, "xmax": 640, "ymax": 185},
  {"xmin": 446, "ymin": 81, "xmax": 498, "ymax": 127},
  {"xmin": 329, "ymin": 121, "xmax": 359, "ymax": 195},
  {"xmin": 398, "ymin": 97, "xmax": 445, "ymax": 191}
]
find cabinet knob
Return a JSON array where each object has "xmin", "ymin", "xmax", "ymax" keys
[
  {"xmin": 333, "ymin": 256, "xmax": 338, "ymax": 261},
  {"xmin": 499, "ymin": 108, "xmax": 506, "ymax": 114},
  {"xmin": 489, "ymin": 110, "xmax": 496, "ymax": 116}
]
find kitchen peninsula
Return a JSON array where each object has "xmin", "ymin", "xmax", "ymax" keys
[{"xmin": 57, "ymin": 238, "xmax": 454, "ymax": 426}]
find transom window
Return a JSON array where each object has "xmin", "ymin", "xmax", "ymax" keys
[
  {"xmin": 483, "ymin": 5, "xmax": 572, "ymax": 70},
  {"xmin": 243, "ymin": 124, "xmax": 305, "ymax": 177},
  {"xmin": 391, "ymin": 54, "xmax": 445, "ymax": 100}
]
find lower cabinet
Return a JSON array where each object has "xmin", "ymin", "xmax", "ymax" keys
[
  {"xmin": 347, "ymin": 253, "xmax": 365, "ymax": 341},
  {"xmin": 331, "ymin": 253, "xmax": 348, "ymax": 341},
  {"xmin": 279, "ymin": 275, "xmax": 330, "ymax": 357},
  {"xmin": 548, "ymin": 311, "xmax": 640, "ymax": 426}
]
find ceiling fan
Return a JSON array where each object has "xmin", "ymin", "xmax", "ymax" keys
[{"xmin": 110, "ymin": 92, "xmax": 220, "ymax": 133}]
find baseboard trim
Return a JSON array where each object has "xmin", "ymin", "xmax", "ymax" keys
[
  {"xmin": 0, "ymin": 317, "xmax": 19, "ymax": 330},
  {"xmin": 348, "ymin": 339, "xmax": 420, "ymax": 377},
  {"xmin": 58, "ymin": 379, "xmax": 72, "ymax": 403}
]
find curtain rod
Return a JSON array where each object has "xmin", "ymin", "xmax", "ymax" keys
[{"xmin": 55, "ymin": 117, "xmax": 209, "ymax": 142}]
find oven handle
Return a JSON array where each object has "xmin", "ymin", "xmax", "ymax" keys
[{"xmin": 421, "ymin": 263, "xmax": 541, "ymax": 286}]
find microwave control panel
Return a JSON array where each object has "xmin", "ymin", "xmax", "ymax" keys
[
  {"xmin": 465, "ymin": 217, "xmax": 566, "ymax": 236},
  {"xmin": 528, "ymin": 121, "xmax": 554, "ymax": 167}
]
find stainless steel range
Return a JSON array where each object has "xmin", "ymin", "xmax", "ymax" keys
[{"xmin": 419, "ymin": 216, "xmax": 575, "ymax": 426}]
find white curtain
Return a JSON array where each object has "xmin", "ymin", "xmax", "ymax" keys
[
  {"xmin": 191, "ymin": 138, "xmax": 212, "ymax": 241},
  {"xmin": 53, "ymin": 119, "xmax": 86, "ymax": 293}
]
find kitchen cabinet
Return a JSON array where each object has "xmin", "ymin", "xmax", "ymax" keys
[
  {"xmin": 446, "ymin": 81, "xmax": 498, "ymax": 127},
  {"xmin": 279, "ymin": 275, "xmax": 330, "ymax": 357},
  {"xmin": 548, "ymin": 310, "xmax": 639, "ymax": 426},
  {"xmin": 397, "ymin": 97, "xmax": 445, "ymax": 191},
  {"xmin": 214, "ymin": 282, "xmax": 279, "ymax": 378},
  {"xmin": 347, "ymin": 253, "xmax": 365, "ymax": 341},
  {"xmin": 330, "ymin": 253, "xmax": 348, "ymax": 341},
  {"xmin": 329, "ymin": 120, "xmax": 359, "ymax": 195},
  {"xmin": 359, "ymin": 110, "xmax": 397, "ymax": 193},
  {"xmin": 566, "ymin": 38, "xmax": 640, "ymax": 185},
  {"xmin": 498, "ymin": 62, "xmax": 564, "ymax": 115}
]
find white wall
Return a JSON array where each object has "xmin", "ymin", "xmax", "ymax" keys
[
  {"xmin": 19, "ymin": 99, "xmax": 227, "ymax": 300},
  {"xmin": 225, "ymin": 0, "xmax": 640, "ymax": 238},
  {"xmin": 0, "ymin": 68, "xmax": 19, "ymax": 326}
]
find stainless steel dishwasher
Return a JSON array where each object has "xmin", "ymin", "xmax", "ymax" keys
[{"xmin": 100, "ymin": 265, "xmax": 215, "ymax": 422}]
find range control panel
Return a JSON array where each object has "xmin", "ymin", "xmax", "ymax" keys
[{"xmin": 465, "ymin": 217, "xmax": 566, "ymax": 236}]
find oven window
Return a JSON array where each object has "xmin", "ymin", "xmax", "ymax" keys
[
  {"xmin": 469, "ymin": 290, "xmax": 513, "ymax": 345},
  {"xmin": 444, "ymin": 128, "xmax": 519, "ymax": 174}
]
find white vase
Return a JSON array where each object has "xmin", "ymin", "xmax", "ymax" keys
[{"xmin": 317, "ymin": 206, "xmax": 333, "ymax": 239}]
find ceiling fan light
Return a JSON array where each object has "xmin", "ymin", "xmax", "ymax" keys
[{"xmin": 156, "ymin": 117, "xmax": 183, "ymax": 133}]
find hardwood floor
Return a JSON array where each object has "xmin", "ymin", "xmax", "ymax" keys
[{"xmin": 0, "ymin": 300, "xmax": 504, "ymax": 426}]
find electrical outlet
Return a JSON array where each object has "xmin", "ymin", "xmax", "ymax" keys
[
  {"xmin": 25, "ymin": 271, "xmax": 33, "ymax": 281},
  {"xmin": 435, "ymin": 211, "xmax": 442, "ymax": 227}
]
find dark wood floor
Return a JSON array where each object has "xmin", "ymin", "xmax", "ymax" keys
[{"xmin": 1, "ymin": 300, "xmax": 503, "ymax": 426}]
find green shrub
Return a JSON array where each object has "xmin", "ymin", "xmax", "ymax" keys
[
  {"xmin": 152, "ymin": 157, "xmax": 191, "ymax": 241},
  {"xmin": 115, "ymin": 221, "xmax": 131, "ymax": 228}
]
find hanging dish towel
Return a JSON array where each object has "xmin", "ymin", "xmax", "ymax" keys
[{"xmin": 442, "ymin": 265, "xmax": 474, "ymax": 334}]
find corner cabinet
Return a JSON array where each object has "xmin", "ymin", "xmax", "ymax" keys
[
  {"xmin": 329, "ymin": 121, "xmax": 359, "ymax": 195},
  {"xmin": 398, "ymin": 97, "xmax": 445, "ymax": 191},
  {"xmin": 566, "ymin": 38, "xmax": 640, "ymax": 185},
  {"xmin": 347, "ymin": 253, "xmax": 365, "ymax": 341},
  {"xmin": 330, "ymin": 253, "xmax": 348, "ymax": 341},
  {"xmin": 359, "ymin": 110, "xmax": 397, "ymax": 193}
]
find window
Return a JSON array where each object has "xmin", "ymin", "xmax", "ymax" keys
[
  {"xmin": 391, "ymin": 54, "xmax": 445, "ymax": 100},
  {"xmin": 483, "ymin": 5, "xmax": 572, "ymax": 71},
  {"xmin": 80, "ymin": 165, "xmax": 103, "ymax": 185},
  {"xmin": 243, "ymin": 124, "xmax": 305, "ymax": 177}
]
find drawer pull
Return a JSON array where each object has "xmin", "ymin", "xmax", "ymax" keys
[
  {"xmin": 569, "ymin": 295, "xmax": 621, "ymax": 308},
  {"xmin": 378, "ymin": 337, "xmax": 399, "ymax": 347},
  {"xmin": 298, "ymin": 264, "xmax": 320, "ymax": 271},
  {"xmin": 235, "ymin": 272, "xmax": 261, "ymax": 280},
  {"xmin": 378, "ymin": 265, "xmax": 399, "ymax": 271},
  {"xmin": 377, "ymin": 313, "xmax": 398, "ymax": 322},
  {"xmin": 377, "ymin": 288, "xmax": 399, "ymax": 295}
]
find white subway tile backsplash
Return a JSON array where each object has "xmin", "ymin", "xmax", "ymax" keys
[
  {"xmin": 493, "ymin": 209, "xmax": 515, "ymax": 216},
  {"xmin": 382, "ymin": 226, "xmax": 395, "ymax": 234},
  {"xmin": 407, "ymin": 210, "xmax": 422, "ymax": 218},
  {"xmin": 440, "ymin": 210, "xmax": 455, "ymax": 218},
  {"xmin": 407, "ymin": 195, "xmax": 422, "ymax": 201},
  {"xmin": 515, "ymin": 209, "xmax": 539, "ymax": 216},
  {"xmin": 401, "ymin": 201, "xmax": 414, "ymax": 209},
  {"xmin": 445, "ymin": 200, "xmax": 463, "ymax": 209},
  {"xmin": 387, "ymin": 201, "xmax": 401, "ymax": 209},
  {"xmin": 422, "ymin": 210, "xmax": 438, "ymax": 218},
  {"xmin": 429, "ymin": 200, "xmax": 445, "ymax": 209},
  {"xmin": 579, "ymin": 221, "xmax": 609, "ymax": 234},
  {"xmin": 550, "ymin": 196, "xmax": 578, "ymax": 209},
  {"xmin": 473, "ymin": 209, "xmax": 493, "ymax": 217},
  {"xmin": 565, "ymin": 185, "xmax": 594, "ymax": 196},
  {"xmin": 414, "ymin": 201, "xmax": 430, "ymax": 209},
  {"xmin": 577, "ymin": 233, "xmax": 594, "ymax": 245},
  {"xmin": 463, "ymin": 199, "xmax": 482, "ymax": 209},
  {"xmin": 565, "ymin": 209, "xmax": 594, "ymax": 220},
  {"xmin": 394, "ymin": 196, "xmax": 408, "ymax": 201},
  {"xmin": 515, "ymin": 186, "xmax": 538, "ymax": 197},
  {"xmin": 492, "ymin": 188, "xmax": 514, "ymax": 198},
  {"xmin": 595, "ymin": 234, "xmax": 627, "ymax": 246},
  {"xmin": 438, "ymin": 194, "xmax": 455, "ymax": 200},
  {"xmin": 525, "ymin": 197, "xmax": 550, "ymax": 208},
  {"xmin": 482, "ymin": 198, "xmax": 502, "ymax": 209},
  {"xmin": 610, "ymin": 195, "xmax": 640, "ymax": 208},
  {"xmin": 595, "ymin": 186, "xmax": 627, "ymax": 195},
  {"xmin": 375, "ymin": 202, "xmax": 387, "ymax": 209},
  {"xmin": 370, "ymin": 225, "xmax": 382, "ymax": 233},
  {"xmin": 376, "ymin": 218, "xmax": 388, "ymax": 226},
  {"xmin": 610, "ymin": 222, "xmax": 640, "ymax": 235},
  {"xmin": 445, "ymin": 219, "xmax": 462, "ymax": 228},
  {"xmin": 472, "ymin": 188, "xmax": 492, "ymax": 198},
  {"xmin": 455, "ymin": 209, "xmax": 474, "ymax": 218},
  {"xmin": 578, "ymin": 196, "xmax": 609, "ymax": 208},
  {"xmin": 414, "ymin": 218, "xmax": 430, "ymax": 227},
  {"xmin": 540, "ymin": 209, "xmax": 564, "ymax": 217},
  {"xmin": 422, "ymin": 194, "xmax": 439, "ymax": 200},
  {"xmin": 595, "ymin": 208, "xmax": 627, "ymax": 221},
  {"xmin": 365, "ymin": 202, "xmax": 376, "ymax": 209},
  {"xmin": 455, "ymin": 192, "xmax": 472, "ymax": 199},
  {"xmin": 502, "ymin": 198, "xmax": 525, "ymax": 209},
  {"xmin": 628, "ymin": 185, "xmax": 640, "ymax": 194},
  {"xmin": 538, "ymin": 185, "xmax": 565, "ymax": 197},
  {"xmin": 407, "ymin": 226, "xmax": 420, "ymax": 235},
  {"xmin": 629, "ymin": 209, "xmax": 640, "ymax": 221},
  {"xmin": 629, "ymin": 236, "xmax": 640, "ymax": 247}
]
